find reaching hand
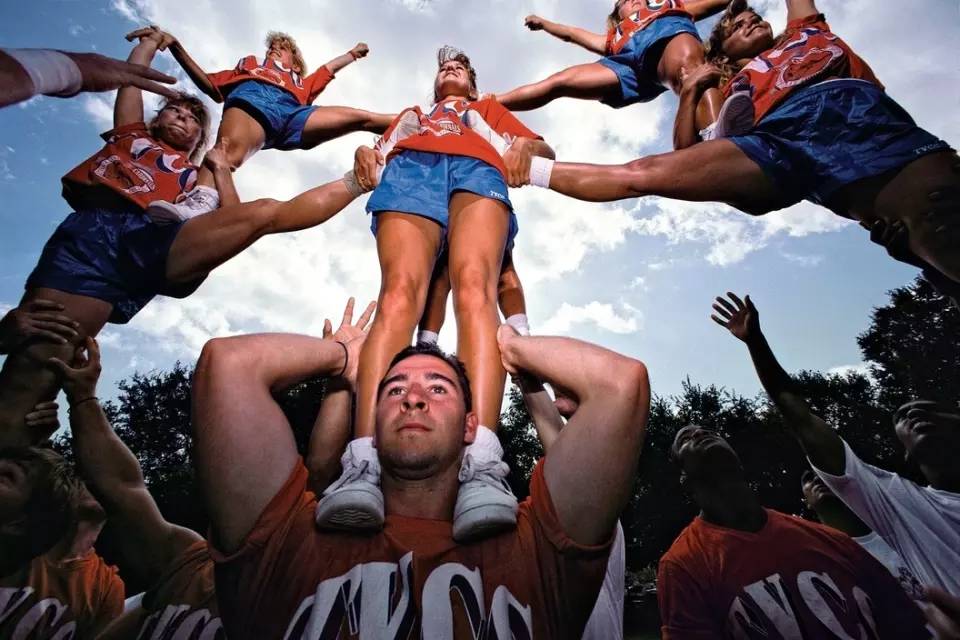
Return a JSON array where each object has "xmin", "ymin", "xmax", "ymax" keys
[
  {"xmin": 681, "ymin": 63, "xmax": 721, "ymax": 95},
  {"xmin": 0, "ymin": 299, "xmax": 79, "ymax": 353},
  {"xmin": 711, "ymin": 292, "xmax": 760, "ymax": 343},
  {"xmin": 497, "ymin": 323, "xmax": 522, "ymax": 375},
  {"xmin": 351, "ymin": 42, "xmax": 370, "ymax": 59},
  {"xmin": 924, "ymin": 586, "xmax": 960, "ymax": 639},
  {"xmin": 24, "ymin": 401, "xmax": 60, "ymax": 434},
  {"xmin": 503, "ymin": 136, "xmax": 534, "ymax": 187},
  {"xmin": 868, "ymin": 219, "xmax": 928, "ymax": 269},
  {"xmin": 322, "ymin": 297, "xmax": 376, "ymax": 388},
  {"xmin": 353, "ymin": 145, "xmax": 384, "ymax": 192},
  {"xmin": 525, "ymin": 15, "xmax": 547, "ymax": 31},
  {"xmin": 125, "ymin": 26, "xmax": 177, "ymax": 51},
  {"xmin": 203, "ymin": 138, "xmax": 232, "ymax": 172},
  {"xmin": 59, "ymin": 51, "xmax": 178, "ymax": 99},
  {"xmin": 48, "ymin": 337, "xmax": 102, "ymax": 404}
]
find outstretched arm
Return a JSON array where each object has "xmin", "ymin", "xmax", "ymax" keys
[
  {"xmin": 322, "ymin": 42, "xmax": 369, "ymax": 75},
  {"xmin": 115, "ymin": 30, "xmax": 167, "ymax": 128},
  {"xmin": 192, "ymin": 325, "xmax": 365, "ymax": 553},
  {"xmin": 524, "ymin": 15, "xmax": 608, "ymax": 55},
  {"xmin": 499, "ymin": 327, "xmax": 649, "ymax": 545},
  {"xmin": 684, "ymin": 0, "xmax": 733, "ymax": 20},
  {"xmin": 786, "ymin": 0, "xmax": 819, "ymax": 22},
  {"xmin": 153, "ymin": 29, "xmax": 223, "ymax": 102},
  {"xmin": 49, "ymin": 338, "xmax": 202, "ymax": 579},
  {"xmin": 711, "ymin": 292, "xmax": 844, "ymax": 473},
  {"xmin": 515, "ymin": 374, "xmax": 564, "ymax": 452}
]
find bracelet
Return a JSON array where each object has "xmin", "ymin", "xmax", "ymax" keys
[
  {"xmin": 69, "ymin": 396, "xmax": 98, "ymax": 410},
  {"xmin": 2, "ymin": 48, "xmax": 82, "ymax": 97},
  {"xmin": 334, "ymin": 341, "xmax": 348, "ymax": 378}
]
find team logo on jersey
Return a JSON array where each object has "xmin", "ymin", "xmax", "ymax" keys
[
  {"xmin": 775, "ymin": 45, "xmax": 844, "ymax": 89},
  {"xmin": 420, "ymin": 100, "xmax": 469, "ymax": 137},
  {"xmin": 94, "ymin": 154, "xmax": 157, "ymax": 195}
]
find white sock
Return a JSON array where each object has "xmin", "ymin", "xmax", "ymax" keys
[
  {"xmin": 2, "ymin": 48, "xmax": 82, "ymax": 97},
  {"xmin": 465, "ymin": 425, "xmax": 503, "ymax": 463},
  {"xmin": 417, "ymin": 330, "xmax": 439, "ymax": 345},
  {"xmin": 505, "ymin": 314, "xmax": 530, "ymax": 336},
  {"xmin": 529, "ymin": 157, "xmax": 553, "ymax": 188}
]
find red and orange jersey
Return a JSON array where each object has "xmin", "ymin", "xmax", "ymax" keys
[
  {"xmin": 606, "ymin": 0, "xmax": 692, "ymax": 55},
  {"xmin": 387, "ymin": 97, "xmax": 542, "ymax": 178},
  {"xmin": 61, "ymin": 122, "xmax": 198, "ymax": 211},
  {"xmin": 207, "ymin": 55, "xmax": 335, "ymax": 106},
  {"xmin": 724, "ymin": 14, "xmax": 882, "ymax": 124},
  {"xmin": 0, "ymin": 551, "xmax": 124, "ymax": 639}
]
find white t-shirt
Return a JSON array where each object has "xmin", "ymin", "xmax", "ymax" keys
[
  {"xmin": 854, "ymin": 531, "xmax": 925, "ymax": 600},
  {"xmin": 582, "ymin": 522, "xmax": 625, "ymax": 640},
  {"xmin": 813, "ymin": 439, "xmax": 960, "ymax": 594}
]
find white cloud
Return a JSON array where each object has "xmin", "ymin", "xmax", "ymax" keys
[
  {"xmin": 827, "ymin": 363, "xmax": 873, "ymax": 380},
  {"xmin": 541, "ymin": 301, "xmax": 641, "ymax": 335}
]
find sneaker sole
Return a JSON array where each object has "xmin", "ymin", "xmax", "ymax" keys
[
  {"xmin": 714, "ymin": 94, "xmax": 755, "ymax": 139},
  {"xmin": 315, "ymin": 491, "xmax": 384, "ymax": 531},
  {"xmin": 453, "ymin": 503, "xmax": 517, "ymax": 542}
]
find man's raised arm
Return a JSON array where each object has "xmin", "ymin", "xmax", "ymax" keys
[
  {"xmin": 192, "ymin": 318, "xmax": 366, "ymax": 553},
  {"xmin": 711, "ymin": 292, "xmax": 845, "ymax": 473},
  {"xmin": 498, "ymin": 326, "xmax": 649, "ymax": 545}
]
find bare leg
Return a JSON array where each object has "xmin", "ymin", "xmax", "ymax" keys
[
  {"xmin": 195, "ymin": 106, "xmax": 267, "ymax": 189},
  {"xmin": 447, "ymin": 192, "xmax": 511, "ymax": 429},
  {"xmin": 354, "ymin": 213, "xmax": 442, "ymax": 439},
  {"xmin": 497, "ymin": 252, "xmax": 526, "ymax": 319},
  {"xmin": 548, "ymin": 139, "xmax": 782, "ymax": 214},
  {"xmin": 418, "ymin": 257, "xmax": 451, "ymax": 335},
  {"xmin": 659, "ymin": 33, "xmax": 721, "ymax": 129},
  {"xmin": 0, "ymin": 288, "xmax": 110, "ymax": 446},
  {"xmin": 299, "ymin": 106, "xmax": 394, "ymax": 149},
  {"xmin": 165, "ymin": 179, "xmax": 356, "ymax": 284},
  {"xmin": 833, "ymin": 151, "xmax": 960, "ymax": 283},
  {"xmin": 497, "ymin": 62, "xmax": 620, "ymax": 112}
]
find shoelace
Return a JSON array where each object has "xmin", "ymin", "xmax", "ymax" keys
[
  {"xmin": 322, "ymin": 458, "xmax": 379, "ymax": 497},
  {"xmin": 458, "ymin": 454, "xmax": 512, "ymax": 493}
]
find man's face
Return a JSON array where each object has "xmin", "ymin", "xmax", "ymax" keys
[
  {"xmin": 434, "ymin": 60, "xmax": 473, "ymax": 100},
  {"xmin": 801, "ymin": 470, "xmax": 839, "ymax": 512},
  {"xmin": 266, "ymin": 41, "xmax": 295, "ymax": 70},
  {"xmin": 154, "ymin": 103, "xmax": 203, "ymax": 152},
  {"xmin": 672, "ymin": 425, "xmax": 741, "ymax": 479},
  {"xmin": 375, "ymin": 355, "xmax": 477, "ymax": 479},
  {"xmin": 723, "ymin": 10, "xmax": 774, "ymax": 61},
  {"xmin": 894, "ymin": 400, "xmax": 960, "ymax": 468}
]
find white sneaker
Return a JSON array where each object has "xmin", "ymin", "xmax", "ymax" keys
[
  {"xmin": 701, "ymin": 91, "xmax": 755, "ymax": 141},
  {"xmin": 315, "ymin": 437, "xmax": 384, "ymax": 531},
  {"xmin": 453, "ymin": 427, "xmax": 518, "ymax": 541},
  {"xmin": 145, "ymin": 186, "xmax": 219, "ymax": 223}
]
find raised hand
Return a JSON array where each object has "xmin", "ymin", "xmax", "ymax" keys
[
  {"xmin": 0, "ymin": 299, "xmax": 79, "ymax": 352},
  {"xmin": 525, "ymin": 15, "xmax": 547, "ymax": 31},
  {"xmin": 497, "ymin": 323, "xmax": 522, "ymax": 375},
  {"xmin": 350, "ymin": 42, "xmax": 370, "ymax": 59},
  {"xmin": 62, "ymin": 51, "xmax": 178, "ymax": 99},
  {"xmin": 24, "ymin": 401, "xmax": 60, "ymax": 434},
  {"xmin": 48, "ymin": 336, "xmax": 102, "ymax": 404},
  {"xmin": 322, "ymin": 297, "xmax": 376, "ymax": 388},
  {"xmin": 353, "ymin": 145, "xmax": 384, "ymax": 192},
  {"xmin": 711, "ymin": 292, "xmax": 760, "ymax": 343},
  {"xmin": 681, "ymin": 62, "xmax": 721, "ymax": 95},
  {"xmin": 203, "ymin": 138, "xmax": 232, "ymax": 173}
]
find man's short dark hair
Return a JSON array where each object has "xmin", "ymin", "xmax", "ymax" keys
[{"xmin": 379, "ymin": 343, "xmax": 473, "ymax": 412}]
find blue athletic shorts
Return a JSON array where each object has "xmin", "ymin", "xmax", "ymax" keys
[
  {"xmin": 367, "ymin": 150, "xmax": 518, "ymax": 251},
  {"xmin": 223, "ymin": 80, "xmax": 318, "ymax": 151},
  {"xmin": 729, "ymin": 79, "xmax": 952, "ymax": 211},
  {"xmin": 598, "ymin": 15, "xmax": 700, "ymax": 108},
  {"xmin": 25, "ymin": 206, "xmax": 204, "ymax": 324}
]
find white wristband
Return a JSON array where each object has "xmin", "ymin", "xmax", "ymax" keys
[
  {"xmin": 529, "ymin": 157, "xmax": 554, "ymax": 189},
  {"xmin": 2, "ymin": 48, "xmax": 83, "ymax": 97}
]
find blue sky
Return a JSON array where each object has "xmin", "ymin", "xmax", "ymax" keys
[{"xmin": 2, "ymin": 0, "xmax": 958, "ymax": 417}]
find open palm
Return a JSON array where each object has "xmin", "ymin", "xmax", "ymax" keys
[{"xmin": 711, "ymin": 293, "xmax": 759, "ymax": 343}]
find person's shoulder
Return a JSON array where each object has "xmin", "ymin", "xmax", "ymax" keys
[
  {"xmin": 785, "ymin": 13, "xmax": 831, "ymax": 35},
  {"xmin": 660, "ymin": 518, "xmax": 707, "ymax": 566}
]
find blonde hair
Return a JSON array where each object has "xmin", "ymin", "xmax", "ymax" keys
[
  {"xmin": 148, "ymin": 92, "xmax": 211, "ymax": 164},
  {"xmin": 433, "ymin": 46, "xmax": 479, "ymax": 102},
  {"xmin": 706, "ymin": 0, "xmax": 787, "ymax": 87},
  {"xmin": 606, "ymin": 0, "xmax": 623, "ymax": 32},
  {"xmin": 265, "ymin": 31, "xmax": 308, "ymax": 76}
]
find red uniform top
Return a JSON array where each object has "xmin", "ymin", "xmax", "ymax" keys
[
  {"xmin": 61, "ymin": 121, "xmax": 198, "ymax": 211},
  {"xmin": 0, "ymin": 551, "xmax": 125, "ymax": 639},
  {"xmin": 606, "ymin": 0, "xmax": 692, "ymax": 55},
  {"xmin": 212, "ymin": 460, "xmax": 612, "ymax": 639},
  {"xmin": 207, "ymin": 55, "xmax": 335, "ymax": 106},
  {"xmin": 657, "ymin": 509, "xmax": 929, "ymax": 639},
  {"xmin": 724, "ymin": 14, "xmax": 883, "ymax": 124},
  {"xmin": 387, "ymin": 96, "xmax": 541, "ymax": 178}
]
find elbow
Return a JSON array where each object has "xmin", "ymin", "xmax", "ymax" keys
[
  {"xmin": 195, "ymin": 336, "xmax": 258, "ymax": 389},
  {"xmin": 605, "ymin": 358, "xmax": 651, "ymax": 412}
]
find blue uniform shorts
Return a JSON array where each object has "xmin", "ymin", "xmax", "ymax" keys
[
  {"xmin": 730, "ymin": 79, "xmax": 952, "ymax": 211},
  {"xmin": 224, "ymin": 80, "xmax": 318, "ymax": 151},
  {"xmin": 26, "ymin": 206, "xmax": 204, "ymax": 324},
  {"xmin": 597, "ymin": 15, "xmax": 700, "ymax": 108},
  {"xmin": 367, "ymin": 150, "xmax": 518, "ymax": 251}
]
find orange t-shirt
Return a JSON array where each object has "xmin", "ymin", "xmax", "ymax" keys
[
  {"xmin": 207, "ymin": 56, "xmax": 335, "ymax": 106},
  {"xmin": 212, "ymin": 459, "xmax": 611, "ymax": 639},
  {"xmin": 61, "ymin": 121, "xmax": 198, "ymax": 211},
  {"xmin": 605, "ymin": 0, "xmax": 692, "ymax": 55},
  {"xmin": 724, "ymin": 14, "xmax": 882, "ymax": 124},
  {"xmin": 657, "ymin": 509, "xmax": 929, "ymax": 639},
  {"xmin": 388, "ymin": 97, "xmax": 542, "ymax": 178},
  {"xmin": 0, "ymin": 550, "xmax": 124, "ymax": 639}
]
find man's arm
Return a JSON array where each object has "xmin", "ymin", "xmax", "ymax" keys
[
  {"xmin": 711, "ymin": 292, "xmax": 845, "ymax": 473},
  {"xmin": 499, "ymin": 326, "xmax": 649, "ymax": 545},
  {"xmin": 515, "ymin": 374, "xmax": 564, "ymax": 452},
  {"xmin": 0, "ymin": 299, "xmax": 79, "ymax": 355},
  {"xmin": 786, "ymin": 0, "xmax": 819, "ymax": 22},
  {"xmin": 523, "ymin": 15, "xmax": 608, "ymax": 55},
  {"xmin": 152, "ymin": 29, "xmax": 223, "ymax": 102},
  {"xmin": 321, "ymin": 42, "xmax": 369, "ymax": 75},
  {"xmin": 684, "ymin": 0, "xmax": 733, "ymax": 20},
  {"xmin": 48, "ymin": 338, "xmax": 201, "ymax": 579},
  {"xmin": 114, "ymin": 31, "xmax": 166, "ymax": 128},
  {"xmin": 192, "ymin": 327, "xmax": 365, "ymax": 553}
]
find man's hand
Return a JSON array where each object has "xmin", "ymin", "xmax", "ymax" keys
[
  {"xmin": 0, "ymin": 300, "xmax": 79, "ymax": 352},
  {"xmin": 681, "ymin": 63, "xmax": 721, "ymax": 96},
  {"xmin": 63, "ymin": 51, "xmax": 178, "ymax": 99},
  {"xmin": 48, "ymin": 336, "xmax": 102, "ymax": 404},
  {"xmin": 25, "ymin": 401, "xmax": 60, "ymax": 433},
  {"xmin": 497, "ymin": 323, "xmax": 522, "ymax": 375},
  {"xmin": 353, "ymin": 145, "xmax": 384, "ymax": 192},
  {"xmin": 711, "ymin": 292, "xmax": 760, "ymax": 343},
  {"xmin": 525, "ymin": 15, "xmax": 547, "ymax": 31},
  {"xmin": 925, "ymin": 587, "xmax": 960, "ymax": 639},
  {"xmin": 503, "ymin": 136, "xmax": 536, "ymax": 187},
  {"xmin": 125, "ymin": 26, "xmax": 176, "ymax": 51},
  {"xmin": 203, "ymin": 138, "xmax": 232, "ymax": 173},
  {"xmin": 350, "ymin": 42, "xmax": 370, "ymax": 59},
  {"xmin": 322, "ymin": 297, "xmax": 376, "ymax": 389}
]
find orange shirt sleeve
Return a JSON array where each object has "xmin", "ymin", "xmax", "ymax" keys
[
  {"xmin": 91, "ymin": 562, "xmax": 125, "ymax": 634},
  {"xmin": 305, "ymin": 67, "xmax": 336, "ymax": 103},
  {"xmin": 481, "ymin": 100, "xmax": 542, "ymax": 141},
  {"xmin": 206, "ymin": 57, "xmax": 251, "ymax": 91}
]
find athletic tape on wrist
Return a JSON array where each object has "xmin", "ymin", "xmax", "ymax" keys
[
  {"xmin": 342, "ymin": 170, "xmax": 367, "ymax": 197},
  {"xmin": 2, "ymin": 48, "xmax": 82, "ymax": 97},
  {"xmin": 529, "ymin": 157, "xmax": 554, "ymax": 189}
]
